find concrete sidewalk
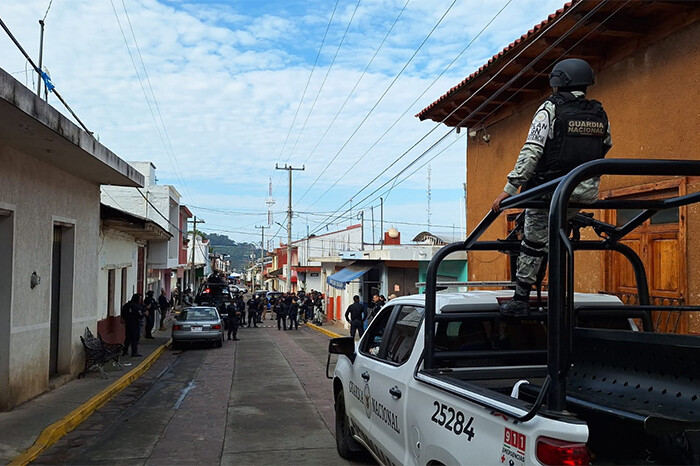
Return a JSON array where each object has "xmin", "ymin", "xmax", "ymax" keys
[
  {"xmin": 308, "ymin": 318, "xmax": 348, "ymax": 338},
  {"xmin": 0, "ymin": 322, "xmax": 173, "ymax": 464}
]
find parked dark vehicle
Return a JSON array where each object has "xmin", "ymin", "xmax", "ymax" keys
[{"xmin": 195, "ymin": 281, "xmax": 233, "ymax": 325}]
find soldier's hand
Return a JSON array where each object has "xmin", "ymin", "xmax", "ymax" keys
[{"xmin": 492, "ymin": 191, "xmax": 511, "ymax": 212}]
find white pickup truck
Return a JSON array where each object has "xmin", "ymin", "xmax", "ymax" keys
[
  {"xmin": 328, "ymin": 159, "xmax": 700, "ymax": 465},
  {"xmin": 329, "ymin": 291, "xmax": 634, "ymax": 466}
]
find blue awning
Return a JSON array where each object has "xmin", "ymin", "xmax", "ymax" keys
[{"xmin": 327, "ymin": 264, "xmax": 373, "ymax": 290}]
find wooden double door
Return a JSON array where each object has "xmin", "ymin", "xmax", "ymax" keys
[{"xmin": 603, "ymin": 180, "xmax": 687, "ymax": 333}]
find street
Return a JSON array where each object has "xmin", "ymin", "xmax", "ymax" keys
[{"xmin": 35, "ymin": 324, "xmax": 372, "ymax": 465}]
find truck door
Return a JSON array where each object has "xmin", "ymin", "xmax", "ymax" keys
[
  {"xmin": 365, "ymin": 305, "xmax": 425, "ymax": 466},
  {"xmin": 346, "ymin": 306, "xmax": 395, "ymax": 449}
]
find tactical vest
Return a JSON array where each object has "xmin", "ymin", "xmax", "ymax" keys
[{"xmin": 531, "ymin": 92, "xmax": 608, "ymax": 185}]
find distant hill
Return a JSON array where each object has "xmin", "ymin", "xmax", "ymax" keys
[{"xmin": 207, "ymin": 232, "xmax": 264, "ymax": 272}]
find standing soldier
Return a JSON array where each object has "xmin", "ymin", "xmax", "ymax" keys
[
  {"xmin": 121, "ymin": 293, "xmax": 143, "ymax": 357},
  {"xmin": 492, "ymin": 58, "xmax": 612, "ymax": 317}
]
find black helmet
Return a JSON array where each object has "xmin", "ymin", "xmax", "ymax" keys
[{"xmin": 549, "ymin": 58, "xmax": 594, "ymax": 88}]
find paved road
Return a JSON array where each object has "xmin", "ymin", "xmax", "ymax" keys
[{"xmin": 36, "ymin": 323, "xmax": 373, "ymax": 465}]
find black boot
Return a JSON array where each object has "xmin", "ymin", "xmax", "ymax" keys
[{"xmin": 500, "ymin": 296, "xmax": 530, "ymax": 317}]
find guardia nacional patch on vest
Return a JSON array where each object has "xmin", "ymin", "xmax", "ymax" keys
[{"xmin": 567, "ymin": 119, "xmax": 605, "ymax": 136}]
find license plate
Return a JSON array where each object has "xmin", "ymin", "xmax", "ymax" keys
[{"xmin": 191, "ymin": 326, "xmax": 202, "ymax": 332}]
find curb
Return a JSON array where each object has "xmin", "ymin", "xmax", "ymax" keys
[
  {"xmin": 9, "ymin": 339, "xmax": 172, "ymax": 466},
  {"xmin": 305, "ymin": 322, "xmax": 343, "ymax": 339}
]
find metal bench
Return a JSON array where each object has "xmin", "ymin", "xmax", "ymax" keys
[{"xmin": 78, "ymin": 327, "xmax": 125, "ymax": 379}]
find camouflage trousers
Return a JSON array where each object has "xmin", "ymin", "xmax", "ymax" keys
[{"xmin": 515, "ymin": 208, "xmax": 578, "ymax": 297}]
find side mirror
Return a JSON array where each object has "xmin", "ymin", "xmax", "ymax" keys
[
  {"xmin": 328, "ymin": 337, "xmax": 355, "ymax": 356},
  {"xmin": 327, "ymin": 337, "xmax": 356, "ymax": 379}
]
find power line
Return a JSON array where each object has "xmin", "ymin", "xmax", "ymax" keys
[
  {"xmin": 271, "ymin": 0, "xmax": 364, "ymax": 205},
  {"xmin": 0, "ymin": 17, "xmax": 91, "ymax": 134},
  {"xmin": 339, "ymin": 0, "xmax": 618, "ymax": 226},
  {"xmin": 295, "ymin": 0, "xmax": 458, "ymax": 207},
  {"xmin": 42, "ymin": 0, "xmax": 54, "ymax": 22},
  {"xmin": 272, "ymin": 0, "xmax": 340, "ymax": 165},
  {"xmin": 268, "ymin": 0, "xmax": 342, "ymax": 202},
  {"xmin": 298, "ymin": 0, "xmax": 411, "ymax": 169},
  {"xmin": 307, "ymin": 0, "xmax": 596, "ymax": 235},
  {"xmin": 110, "ymin": 0, "xmax": 192, "ymax": 201},
  {"xmin": 300, "ymin": 0, "xmax": 513, "ymax": 210}
]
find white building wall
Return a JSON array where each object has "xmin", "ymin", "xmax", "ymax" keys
[
  {"xmin": 298, "ymin": 227, "xmax": 362, "ymax": 267},
  {"xmin": 101, "ymin": 162, "xmax": 180, "ymax": 269},
  {"xmin": 97, "ymin": 231, "xmax": 139, "ymax": 321},
  {"xmin": 0, "ymin": 147, "xmax": 101, "ymax": 407}
]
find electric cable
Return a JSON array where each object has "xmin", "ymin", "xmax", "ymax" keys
[
  {"xmin": 283, "ymin": 0, "xmax": 363, "ymax": 163},
  {"xmin": 0, "ymin": 17, "xmax": 91, "ymax": 134},
  {"xmin": 111, "ymin": 0, "xmax": 193, "ymax": 201},
  {"xmin": 298, "ymin": 0, "xmax": 411, "ymax": 169},
  {"xmin": 306, "ymin": 0, "xmax": 604, "ymax": 234},
  {"xmin": 271, "ymin": 0, "xmax": 341, "ymax": 179},
  {"xmin": 294, "ymin": 0, "xmax": 458, "ymax": 206},
  {"xmin": 331, "ymin": 0, "xmax": 623, "ymax": 230},
  {"xmin": 298, "ymin": 0, "xmax": 512, "ymax": 209}
]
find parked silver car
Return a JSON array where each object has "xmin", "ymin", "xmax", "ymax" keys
[{"xmin": 171, "ymin": 306, "xmax": 224, "ymax": 350}]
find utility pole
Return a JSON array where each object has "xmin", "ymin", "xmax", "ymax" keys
[
  {"xmin": 255, "ymin": 225, "xmax": 266, "ymax": 290},
  {"xmin": 371, "ymin": 205, "xmax": 375, "ymax": 250},
  {"xmin": 37, "ymin": 20, "xmax": 45, "ymax": 96},
  {"xmin": 380, "ymin": 197, "xmax": 384, "ymax": 250},
  {"xmin": 276, "ymin": 164, "xmax": 305, "ymax": 292},
  {"xmin": 358, "ymin": 211, "xmax": 364, "ymax": 250},
  {"xmin": 188, "ymin": 216, "xmax": 204, "ymax": 290}
]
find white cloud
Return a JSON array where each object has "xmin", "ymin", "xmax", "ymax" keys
[{"xmin": 0, "ymin": 0, "xmax": 566, "ymax": 241}]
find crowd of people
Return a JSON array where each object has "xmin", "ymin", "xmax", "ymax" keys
[{"xmin": 120, "ymin": 278, "xmax": 395, "ymax": 356}]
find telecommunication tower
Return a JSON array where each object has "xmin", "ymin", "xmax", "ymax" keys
[
  {"xmin": 427, "ymin": 164, "xmax": 432, "ymax": 231},
  {"xmin": 266, "ymin": 177, "xmax": 275, "ymax": 227}
]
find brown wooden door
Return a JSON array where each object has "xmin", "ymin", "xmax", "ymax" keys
[{"xmin": 604, "ymin": 182, "xmax": 687, "ymax": 333}]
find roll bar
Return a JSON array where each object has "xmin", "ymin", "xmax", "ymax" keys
[{"xmin": 423, "ymin": 158, "xmax": 700, "ymax": 415}]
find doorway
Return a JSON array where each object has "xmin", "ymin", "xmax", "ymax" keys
[
  {"xmin": 50, "ymin": 223, "xmax": 74, "ymax": 377},
  {"xmin": 0, "ymin": 210, "xmax": 13, "ymax": 410}
]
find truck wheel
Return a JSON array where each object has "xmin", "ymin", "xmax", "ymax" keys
[{"xmin": 335, "ymin": 390, "xmax": 363, "ymax": 459}]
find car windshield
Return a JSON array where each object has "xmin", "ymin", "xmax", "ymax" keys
[{"xmin": 180, "ymin": 308, "xmax": 218, "ymax": 321}]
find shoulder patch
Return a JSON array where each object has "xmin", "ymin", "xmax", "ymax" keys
[{"xmin": 525, "ymin": 109, "xmax": 549, "ymax": 147}]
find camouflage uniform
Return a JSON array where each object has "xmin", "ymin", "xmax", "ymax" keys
[{"xmin": 505, "ymin": 91, "xmax": 612, "ymax": 297}]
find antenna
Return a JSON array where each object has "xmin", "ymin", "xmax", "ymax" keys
[
  {"xmin": 266, "ymin": 177, "xmax": 275, "ymax": 227},
  {"xmin": 427, "ymin": 164, "xmax": 432, "ymax": 231}
]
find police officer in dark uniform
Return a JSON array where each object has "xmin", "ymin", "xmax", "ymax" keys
[
  {"xmin": 275, "ymin": 297, "xmax": 287, "ymax": 330},
  {"xmin": 246, "ymin": 295, "xmax": 259, "ymax": 328},
  {"xmin": 121, "ymin": 293, "xmax": 143, "ymax": 357},
  {"xmin": 345, "ymin": 295, "xmax": 367, "ymax": 339},
  {"xmin": 143, "ymin": 290, "xmax": 157, "ymax": 339},
  {"xmin": 492, "ymin": 58, "xmax": 612, "ymax": 316},
  {"xmin": 226, "ymin": 301, "xmax": 240, "ymax": 341},
  {"xmin": 288, "ymin": 298, "xmax": 300, "ymax": 330}
]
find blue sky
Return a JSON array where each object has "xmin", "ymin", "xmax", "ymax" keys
[{"xmin": 0, "ymin": 0, "xmax": 566, "ymax": 247}]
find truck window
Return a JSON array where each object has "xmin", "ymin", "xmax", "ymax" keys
[
  {"xmin": 360, "ymin": 306, "xmax": 394, "ymax": 358},
  {"xmin": 384, "ymin": 306, "xmax": 424, "ymax": 365}
]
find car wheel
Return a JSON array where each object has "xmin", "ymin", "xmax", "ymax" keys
[
  {"xmin": 335, "ymin": 390, "xmax": 363, "ymax": 459},
  {"xmin": 171, "ymin": 340, "xmax": 181, "ymax": 351},
  {"xmin": 215, "ymin": 335, "xmax": 223, "ymax": 348}
]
